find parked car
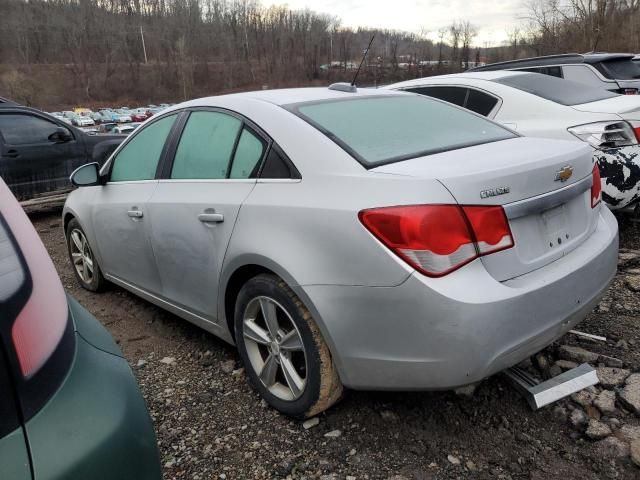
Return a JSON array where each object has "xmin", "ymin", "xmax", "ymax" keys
[
  {"xmin": 63, "ymin": 86, "xmax": 618, "ymax": 417},
  {"xmin": 129, "ymin": 108, "xmax": 150, "ymax": 122},
  {"xmin": 469, "ymin": 53, "xmax": 640, "ymax": 94},
  {"xmin": 71, "ymin": 114, "xmax": 95, "ymax": 127},
  {"xmin": 97, "ymin": 109, "xmax": 119, "ymax": 123},
  {"xmin": 97, "ymin": 122, "xmax": 118, "ymax": 134},
  {"xmin": 0, "ymin": 177, "xmax": 162, "ymax": 480},
  {"xmin": 112, "ymin": 124, "xmax": 138, "ymax": 135},
  {"xmin": 386, "ymin": 71, "xmax": 640, "ymax": 211},
  {"xmin": 0, "ymin": 104, "xmax": 125, "ymax": 201},
  {"xmin": 114, "ymin": 109, "xmax": 133, "ymax": 123}
]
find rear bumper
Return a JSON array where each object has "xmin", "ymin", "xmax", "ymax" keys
[
  {"xmin": 25, "ymin": 297, "xmax": 161, "ymax": 480},
  {"xmin": 298, "ymin": 206, "xmax": 618, "ymax": 390}
]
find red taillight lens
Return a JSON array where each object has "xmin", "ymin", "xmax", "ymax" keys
[
  {"xmin": 591, "ymin": 164, "xmax": 602, "ymax": 208},
  {"xmin": 359, "ymin": 204, "xmax": 514, "ymax": 277}
]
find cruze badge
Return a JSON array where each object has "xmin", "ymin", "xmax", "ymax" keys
[
  {"xmin": 555, "ymin": 166, "xmax": 574, "ymax": 182},
  {"xmin": 480, "ymin": 186, "xmax": 510, "ymax": 199}
]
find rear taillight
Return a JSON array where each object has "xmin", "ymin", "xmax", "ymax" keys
[
  {"xmin": 591, "ymin": 164, "xmax": 602, "ymax": 208},
  {"xmin": 1, "ymin": 183, "xmax": 68, "ymax": 379},
  {"xmin": 359, "ymin": 204, "xmax": 514, "ymax": 277},
  {"xmin": 568, "ymin": 121, "xmax": 638, "ymax": 148}
]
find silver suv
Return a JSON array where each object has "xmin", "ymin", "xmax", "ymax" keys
[{"xmin": 470, "ymin": 53, "xmax": 640, "ymax": 94}]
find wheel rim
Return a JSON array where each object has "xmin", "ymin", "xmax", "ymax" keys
[
  {"xmin": 69, "ymin": 229, "xmax": 94, "ymax": 284},
  {"xmin": 242, "ymin": 296, "xmax": 307, "ymax": 401}
]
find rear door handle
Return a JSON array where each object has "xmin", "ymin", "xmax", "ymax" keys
[
  {"xmin": 3, "ymin": 150, "xmax": 19, "ymax": 158},
  {"xmin": 198, "ymin": 213, "xmax": 224, "ymax": 223},
  {"xmin": 127, "ymin": 209, "xmax": 143, "ymax": 218}
]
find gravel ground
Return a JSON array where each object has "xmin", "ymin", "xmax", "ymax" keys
[{"xmin": 29, "ymin": 206, "xmax": 640, "ymax": 480}]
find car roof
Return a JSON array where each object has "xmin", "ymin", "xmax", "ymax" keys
[
  {"xmin": 469, "ymin": 52, "xmax": 635, "ymax": 71},
  {"xmin": 173, "ymin": 86, "xmax": 405, "ymax": 110}
]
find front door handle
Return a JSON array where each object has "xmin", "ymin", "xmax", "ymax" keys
[
  {"xmin": 198, "ymin": 213, "xmax": 224, "ymax": 223},
  {"xmin": 127, "ymin": 209, "xmax": 143, "ymax": 218},
  {"xmin": 3, "ymin": 150, "xmax": 19, "ymax": 158}
]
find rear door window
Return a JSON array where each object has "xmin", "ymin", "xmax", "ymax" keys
[
  {"xmin": 229, "ymin": 128, "xmax": 266, "ymax": 179},
  {"xmin": 292, "ymin": 95, "xmax": 515, "ymax": 167},
  {"xmin": 171, "ymin": 111, "xmax": 241, "ymax": 180},
  {"xmin": 406, "ymin": 86, "xmax": 467, "ymax": 107},
  {"xmin": 110, "ymin": 114, "xmax": 177, "ymax": 182},
  {"xmin": 464, "ymin": 89, "xmax": 499, "ymax": 116}
]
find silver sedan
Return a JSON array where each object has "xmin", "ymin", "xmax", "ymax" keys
[{"xmin": 63, "ymin": 86, "xmax": 618, "ymax": 417}]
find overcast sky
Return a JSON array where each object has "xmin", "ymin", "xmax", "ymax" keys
[{"xmin": 262, "ymin": 0, "xmax": 528, "ymax": 46}]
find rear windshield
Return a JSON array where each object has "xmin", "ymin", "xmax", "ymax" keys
[
  {"xmin": 291, "ymin": 95, "xmax": 515, "ymax": 167},
  {"xmin": 598, "ymin": 58, "xmax": 640, "ymax": 80},
  {"xmin": 493, "ymin": 73, "xmax": 618, "ymax": 105}
]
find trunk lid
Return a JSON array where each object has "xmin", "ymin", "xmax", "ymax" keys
[
  {"xmin": 572, "ymin": 95, "xmax": 640, "ymax": 116},
  {"xmin": 372, "ymin": 137, "xmax": 598, "ymax": 281}
]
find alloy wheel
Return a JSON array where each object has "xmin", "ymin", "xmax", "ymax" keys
[
  {"xmin": 242, "ymin": 296, "xmax": 308, "ymax": 401},
  {"xmin": 69, "ymin": 229, "xmax": 94, "ymax": 284}
]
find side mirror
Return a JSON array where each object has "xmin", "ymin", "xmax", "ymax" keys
[
  {"xmin": 70, "ymin": 162, "xmax": 101, "ymax": 187},
  {"xmin": 49, "ymin": 127, "xmax": 73, "ymax": 143}
]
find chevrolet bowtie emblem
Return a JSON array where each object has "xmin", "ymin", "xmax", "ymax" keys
[{"xmin": 554, "ymin": 166, "xmax": 574, "ymax": 182}]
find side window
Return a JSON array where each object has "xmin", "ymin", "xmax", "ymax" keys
[
  {"xmin": 229, "ymin": 128, "xmax": 266, "ymax": 179},
  {"xmin": 0, "ymin": 114, "xmax": 66, "ymax": 145},
  {"xmin": 260, "ymin": 145, "xmax": 297, "ymax": 179},
  {"xmin": 545, "ymin": 66, "xmax": 563, "ymax": 78},
  {"xmin": 171, "ymin": 111, "xmax": 241, "ymax": 180},
  {"xmin": 407, "ymin": 86, "xmax": 467, "ymax": 107},
  {"xmin": 110, "ymin": 114, "xmax": 177, "ymax": 182},
  {"xmin": 465, "ymin": 89, "xmax": 499, "ymax": 116},
  {"xmin": 561, "ymin": 65, "xmax": 602, "ymax": 86}
]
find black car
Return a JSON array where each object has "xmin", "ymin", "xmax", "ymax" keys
[{"xmin": 0, "ymin": 103, "xmax": 124, "ymax": 201}]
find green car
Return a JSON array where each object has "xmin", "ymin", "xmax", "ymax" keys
[{"xmin": 0, "ymin": 177, "xmax": 161, "ymax": 480}]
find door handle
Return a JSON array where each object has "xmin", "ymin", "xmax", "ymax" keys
[
  {"xmin": 127, "ymin": 209, "xmax": 143, "ymax": 218},
  {"xmin": 3, "ymin": 150, "xmax": 19, "ymax": 158},
  {"xmin": 198, "ymin": 213, "xmax": 224, "ymax": 223}
]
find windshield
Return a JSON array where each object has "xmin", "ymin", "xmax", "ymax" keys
[
  {"xmin": 493, "ymin": 73, "xmax": 618, "ymax": 105},
  {"xmin": 291, "ymin": 95, "xmax": 515, "ymax": 167}
]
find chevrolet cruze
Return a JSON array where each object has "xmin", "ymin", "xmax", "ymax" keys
[{"xmin": 63, "ymin": 86, "xmax": 618, "ymax": 418}]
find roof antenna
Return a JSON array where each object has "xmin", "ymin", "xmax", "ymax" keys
[
  {"xmin": 352, "ymin": 34, "xmax": 375, "ymax": 86},
  {"xmin": 328, "ymin": 34, "xmax": 375, "ymax": 93}
]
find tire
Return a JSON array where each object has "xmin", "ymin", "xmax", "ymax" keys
[
  {"xmin": 234, "ymin": 274, "xmax": 343, "ymax": 418},
  {"xmin": 65, "ymin": 218, "xmax": 106, "ymax": 292}
]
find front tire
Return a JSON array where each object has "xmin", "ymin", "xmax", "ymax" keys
[
  {"xmin": 234, "ymin": 274, "xmax": 343, "ymax": 418},
  {"xmin": 66, "ymin": 218, "xmax": 106, "ymax": 292}
]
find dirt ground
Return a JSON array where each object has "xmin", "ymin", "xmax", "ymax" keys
[{"xmin": 29, "ymin": 206, "xmax": 640, "ymax": 480}]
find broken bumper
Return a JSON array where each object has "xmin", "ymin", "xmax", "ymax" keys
[{"xmin": 297, "ymin": 207, "xmax": 618, "ymax": 390}]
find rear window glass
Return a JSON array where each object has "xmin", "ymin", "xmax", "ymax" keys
[
  {"xmin": 493, "ymin": 73, "xmax": 618, "ymax": 106},
  {"xmin": 292, "ymin": 95, "xmax": 515, "ymax": 167},
  {"xmin": 598, "ymin": 58, "xmax": 640, "ymax": 80}
]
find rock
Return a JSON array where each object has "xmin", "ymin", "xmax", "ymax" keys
[
  {"xmin": 619, "ymin": 425, "xmax": 640, "ymax": 443},
  {"xmin": 160, "ymin": 356, "xmax": 176, "ymax": 365},
  {"xmin": 572, "ymin": 390, "xmax": 596, "ymax": 408},
  {"xmin": 631, "ymin": 440, "xmax": 640, "ymax": 467},
  {"xmin": 454, "ymin": 384, "xmax": 477, "ymax": 397},
  {"xmin": 619, "ymin": 374, "xmax": 640, "ymax": 416},
  {"xmin": 616, "ymin": 339, "xmax": 630, "ymax": 351},
  {"xmin": 598, "ymin": 354, "xmax": 624, "ymax": 368},
  {"xmin": 534, "ymin": 353, "xmax": 550, "ymax": 375},
  {"xmin": 597, "ymin": 367, "xmax": 631, "ymax": 388},
  {"xmin": 559, "ymin": 345, "xmax": 599, "ymax": 364},
  {"xmin": 136, "ymin": 359, "xmax": 147, "ymax": 368},
  {"xmin": 570, "ymin": 408, "xmax": 588, "ymax": 430},
  {"xmin": 380, "ymin": 410, "xmax": 399, "ymax": 421},
  {"xmin": 594, "ymin": 390, "xmax": 617, "ymax": 415},
  {"xmin": 231, "ymin": 367, "xmax": 244, "ymax": 377},
  {"xmin": 447, "ymin": 455, "xmax": 461, "ymax": 465},
  {"xmin": 303, "ymin": 417, "xmax": 320, "ymax": 430},
  {"xmin": 220, "ymin": 360, "xmax": 235, "ymax": 374},
  {"xmin": 200, "ymin": 355, "xmax": 215, "ymax": 367},
  {"xmin": 556, "ymin": 360, "xmax": 579, "ymax": 371},
  {"xmin": 625, "ymin": 276, "xmax": 640, "ymax": 292},
  {"xmin": 549, "ymin": 364, "xmax": 563, "ymax": 378},
  {"xmin": 619, "ymin": 250, "xmax": 640, "ymax": 269},
  {"xmin": 324, "ymin": 429, "xmax": 342, "ymax": 438},
  {"xmin": 585, "ymin": 419, "xmax": 612, "ymax": 440},
  {"xmin": 553, "ymin": 405, "xmax": 568, "ymax": 421},
  {"xmin": 595, "ymin": 437, "xmax": 630, "ymax": 459},
  {"xmin": 465, "ymin": 460, "xmax": 478, "ymax": 471}
]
